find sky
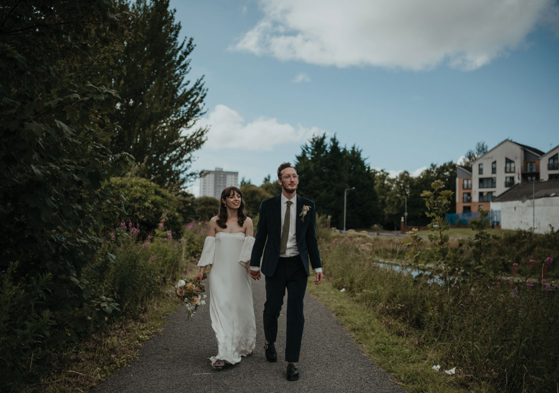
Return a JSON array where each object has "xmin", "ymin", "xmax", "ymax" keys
[{"xmin": 169, "ymin": 0, "xmax": 559, "ymax": 196}]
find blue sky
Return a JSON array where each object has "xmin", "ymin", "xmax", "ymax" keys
[{"xmin": 169, "ymin": 0, "xmax": 559, "ymax": 196}]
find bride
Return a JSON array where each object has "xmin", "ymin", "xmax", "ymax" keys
[{"xmin": 194, "ymin": 186, "xmax": 256, "ymax": 369}]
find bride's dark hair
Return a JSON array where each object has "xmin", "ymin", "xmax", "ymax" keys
[{"xmin": 217, "ymin": 186, "xmax": 247, "ymax": 229}]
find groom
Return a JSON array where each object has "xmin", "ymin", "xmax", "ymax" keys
[{"xmin": 249, "ymin": 162, "xmax": 323, "ymax": 381}]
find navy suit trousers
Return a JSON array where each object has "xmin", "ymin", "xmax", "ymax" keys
[{"xmin": 263, "ymin": 255, "xmax": 308, "ymax": 363}]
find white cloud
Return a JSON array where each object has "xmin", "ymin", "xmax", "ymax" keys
[
  {"xmin": 293, "ymin": 72, "xmax": 311, "ymax": 83},
  {"xmin": 374, "ymin": 166, "xmax": 427, "ymax": 178},
  {"xmin": 232, "ymin": 0, "xmax": 555, "ymax": 71},
  {"xmin": 195, "ymin": 104, "xmax": 325, "ymax": 151}
]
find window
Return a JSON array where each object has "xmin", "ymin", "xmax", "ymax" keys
[
  {"xmin": 549, "ymin": 174, "xmax": 559, "ymax": 180},
  {"xmin": 463, "ymin": 206, "xmax": 471, "ymax": 213},
  {"xmin": 527, "ymin": 175, "xmax": 537, "ymax": 182},
  {"xmin": 505, "ymin": 176, "xmax": 515, "ymax": 187},
  {"xmin": 479, "ymin": 163, "xmax": 483, "ymax": 175},
  {"xmin": 479, "ymin": 192, "xmax": 493, "ymax": 202},
  {"xmin": 463, "ymin": 192, "xmax": 471, "ymax": 203},
  {"xmin": 549, "ymin": 154, "xmax": 559, "ymax": 170},
  {"xmin": 492, "ymin": 161, "xmax": 496, "ymax": 174},
  {"xmin": 505, "ymin": 158, "xmax": 515, "ymax": 173},
  {"xmin": 463, "ymin": 179, "xmax": 471, "ymax": 189},
  {"xmin": 479, "ymin": 177, "xmax": 496, "ymax": 188},
  {"xmin": 526, "ymin": 161, "xmax": 536, "ymax": 172}
]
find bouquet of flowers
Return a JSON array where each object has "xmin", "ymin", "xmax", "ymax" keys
[{"xmin": 175, "ymin": 279, "xmax": 206, "ymax": 318}]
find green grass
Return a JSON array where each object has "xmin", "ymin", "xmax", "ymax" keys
[
  {"xmin": 307, "ymin": 278, "xmax": 490, "ymax": 393},
  {"xmin": 414, "ymin": 228, "xmax": 510, "ymax": 238},
  {"xmin": 24, "ymin": 295, "xmax": 183, "ymax": 393}
]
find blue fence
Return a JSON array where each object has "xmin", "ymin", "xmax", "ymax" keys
[{"xmin": 446, "ymin": 210, "xmax": 501, "ymax": 226}]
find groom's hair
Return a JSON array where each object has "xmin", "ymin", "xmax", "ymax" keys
[{"xmin": 277, "ymin": 162, "xmax": 293, "ymax": 179}]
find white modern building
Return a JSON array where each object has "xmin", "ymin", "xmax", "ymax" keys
[
  {"xmin": 199, "ymin": 167, "xmax": 238, "ymax": 199},
  {"xmin": 540, "ymin": 144, "xmax": 559, "ymax": 181}
]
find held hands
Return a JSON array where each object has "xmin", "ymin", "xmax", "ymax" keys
[
  {"xmin": 249, "ymin": 269, "xmax": 261, "ymax": 280},
  {"xmin": 314, "ymin": 272, "xmax": 324, "ymax": 285}
]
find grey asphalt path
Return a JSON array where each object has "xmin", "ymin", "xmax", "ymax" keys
[{"xmin": 94, "ymin": 278, "xmax": 405, "ymax": 393}]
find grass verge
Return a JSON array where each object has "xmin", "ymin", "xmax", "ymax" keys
[
  {"xmin": 23, "ymin": 295, "xmax": 182, "ymax": 393},
  {"xmin": 307, "ymin": 278, "xmax": 489, "ymax": 393},
  {"xmin": 413, "ymin": 228, "xmax": 509, "ymax": 238}
]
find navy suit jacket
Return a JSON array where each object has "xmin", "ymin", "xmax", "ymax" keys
[{"xmin": 250, "ymin": 194, "xmax": 322, "ymax": 277}]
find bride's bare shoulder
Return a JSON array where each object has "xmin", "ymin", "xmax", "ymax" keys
[{"xmin": 208, "ymin": 216, "xmax": 219, "ymax": 227}]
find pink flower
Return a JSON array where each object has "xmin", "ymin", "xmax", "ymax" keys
[
  {"xmin": 167, "ymin": 232, "xmax": 173, "ymax": 239},
  {"xmin": 128, "ymin": 222, "xmax": 133, "ymax": 228},
  {"xmin": 159, "ymin": 222, "xmax": 164, "ymax": 228},
  {"xmin": 120, "ymin": 222, "xmax": 126, "ymax": 229},
  {"xmin": 148, "ymin": 235, "xmax": 153, "ymax": 240},
  {"xmin": 545, "ymin": 257, "xmax": 553, "ymax": 265},
  {"xmin": 149, "ymin": 254, "xmax": 157, "ymax": 262},
  {"xmin": 542, "ymin": 279, "xmax": 547, "ymax": 284},
  {"xmin": 512, "ymin": 294, "xmax": 518, "ymax": 299},
  {"xmin": 143, "ymin": 242, "xmax": 150, "ymax": 248},
  {"xmin": 512, "ymin": 263, "xmax": 518, "ymax": 267},
  {"xmin": 529, "ymin": 259, "xmax": 536, "ymax": 264},
  {"xmin": 527, "ymin": 282, "xmax": 534, "ymax": 287},
  {"xmin": 545, "ymin": 284, "xmax": 553, "ymax": 291}
]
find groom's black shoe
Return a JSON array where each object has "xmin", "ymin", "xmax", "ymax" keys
[
  {"xmin": 286, "ymin": 363, "xmax": 299, "ymax": 381},
  {"xmin": 264, "ymin": 343, "xmax": 277, "ymax": 362}
]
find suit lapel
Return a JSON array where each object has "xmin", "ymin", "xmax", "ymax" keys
[
  {"xmin": 295, "ymin": 194, "xmax": 303, "ymax": 243},
  {"xmin": 273, "ymin": 194, "xmax": 282, "ymax": 233}
]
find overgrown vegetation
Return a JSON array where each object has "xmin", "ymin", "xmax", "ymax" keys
[{"xmin": 321, "ymin": 181, "xmax": 559, "ymax": 392}]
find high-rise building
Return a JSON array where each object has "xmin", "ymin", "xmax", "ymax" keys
[{"xmin": 199, "ymin": 167, "xmax": 239, "ymax": 199}]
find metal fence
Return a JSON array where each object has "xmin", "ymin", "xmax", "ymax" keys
[{"xmin": 446, "ymin": 210, "xmax": 501, "ymax": 226}]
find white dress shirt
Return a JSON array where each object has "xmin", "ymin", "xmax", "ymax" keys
[{"xmin": 280, "ymin": 193, "xmax": 299, "ymax": 257}]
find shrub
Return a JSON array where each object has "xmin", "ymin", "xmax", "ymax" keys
[{"xmin": 110, "ymin": 177, "xmax": 184, "ymax": 238}]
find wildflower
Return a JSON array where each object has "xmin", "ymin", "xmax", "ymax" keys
[
  {"xmin": 545, "ymin": 284, "xmax": 553, "ymax": 291},
  {"xmin": 167, "ymin": 232, "xmax": 173, "ymax": 239},
  {"xmin": 527, "ymin": 282, "xmax": 534, "ymax": 287},
  {"xmin": 512, "ymin": 294, "xmax": 518, "ymax": 299},
  {"xmin": 148, "ymin": 235, "xmax": 153, "ymax": 240},
  {"xmin": 545, "ymin": 257, "xmax": 553, "ymax": 265},
  {"xmin": 542, "ymin": 279, "xmax": 547, "ymax": 284},
  {"xmin": 460, "ymin": 304, "xmax": 464, "ymax": 307},
  {"xmin": 432, "ymin": 365, "xmax": 441, "ymax": 371},
  {"xmin": 150, "ymin": 254, "xmax": 157, "ymax": 262},
  {"xmin": 496, "ymin": 277, "xmax": 500, "ymax": 281},
  {"xmin": 529, "ymin": 259, "xmax": 536, "ymax": 264},
  {"xmin": 120, "ymin": 222, "xmax": 126, "ymax": 229},
  {"xmin": 159, "ymin": 222, "xmax": 164, "ymax": 228},
  {"xmin": 128, "ymin": 222, "xmax": 133, "ymax": 228},
  {"xmin": 142, "ymin": 241, "xmax": 150, "ymax": 248},
  {"xmin": 513, "ymin": 263, "xmax": 518, "ymax": 267}
]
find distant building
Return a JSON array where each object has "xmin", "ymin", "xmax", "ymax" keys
[
  {"xmin": 455, "ymin": 139, "xmax": 549, "ymax": 213},
  {"xmin": 199, "ymin": 167, "xmax": 238, "ymax": 199}
]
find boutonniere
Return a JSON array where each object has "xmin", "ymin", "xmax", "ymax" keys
[{"xmin": 300, "ymin": 205, "xmax": 311, "ymax": 222}]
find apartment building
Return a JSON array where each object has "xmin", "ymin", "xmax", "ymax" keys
[
  {"xmin": 199, "ymin": 167, "xmax": 239, "ymax": 199},
  {"xmin": 540, "ymin": 144, "xmax": 559, "ymax": 181},
  {"xmin": 455, "ymin": 140, "xmax": 546, "ymax": 213}
]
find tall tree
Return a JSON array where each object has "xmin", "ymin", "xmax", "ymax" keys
[
  {"xmin": 0, "ymin": 1, "xmax": 129, "ymax": 387},
  {"xmin": 109, "ymin": 0, "xmax": 208, "ymax": 188},
  {"xmin": 460, "ymin": 141, "xmax": 488, "ymax": 168},
  {"xmin": 295, "ymin": 135, "xmax": 379, "ymax": 229}
]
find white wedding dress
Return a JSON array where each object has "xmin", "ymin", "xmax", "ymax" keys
[{"xmin": 197, "ymin": 232, "xmax": 256, "ymax": 366}]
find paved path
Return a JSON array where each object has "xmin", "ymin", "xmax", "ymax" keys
[{"xmin": 94, "ymin": 278, "xmax": 405, "ymax": 393}]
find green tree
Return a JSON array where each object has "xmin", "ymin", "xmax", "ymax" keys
[
  {"xmin": 296, "ymin": 134, "xmax": 379, "ymax": 229},
  {"xmin": 460, "ymin": 141, "xmax": 488, "ymax": 168},
  {"xmin": 261, "ymin": 175, "xmax": 282, "ymax": 196},
  {"xmin": 109, "ymin": 0, "xmax": 208, "ymax": 188},
  {"xmin": 0, "ymin": 1, "xmax": 129, "ymax": 387},
  {"xmin": 194, "ymin": 196, "xmax": 220, "ymax": 221},
  {"xmin": 241, "ymin": 184, "xmax": 273, "ymax": 217}
]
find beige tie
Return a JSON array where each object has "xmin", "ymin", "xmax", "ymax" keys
[{"xmin": 280, "ymin": 200, "xmax": 292, "ymax": 255}]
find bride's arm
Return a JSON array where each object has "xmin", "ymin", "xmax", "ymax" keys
[
  {"xmin": 245, "ymin": 217, "xmax": 254, "ymax": 237},
  {"xmin": 194, "ymin": 217, "xmax": 217, "ymax": 284}
]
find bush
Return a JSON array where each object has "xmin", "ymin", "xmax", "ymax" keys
[{"xmin": 110, "ymin": 177, "xmax": 184, "ymax": 238}]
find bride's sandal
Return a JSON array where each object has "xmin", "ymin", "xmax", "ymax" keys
[{"xmin": 212, "ymin": 359, "xmax": 225, "ymax": 370}]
